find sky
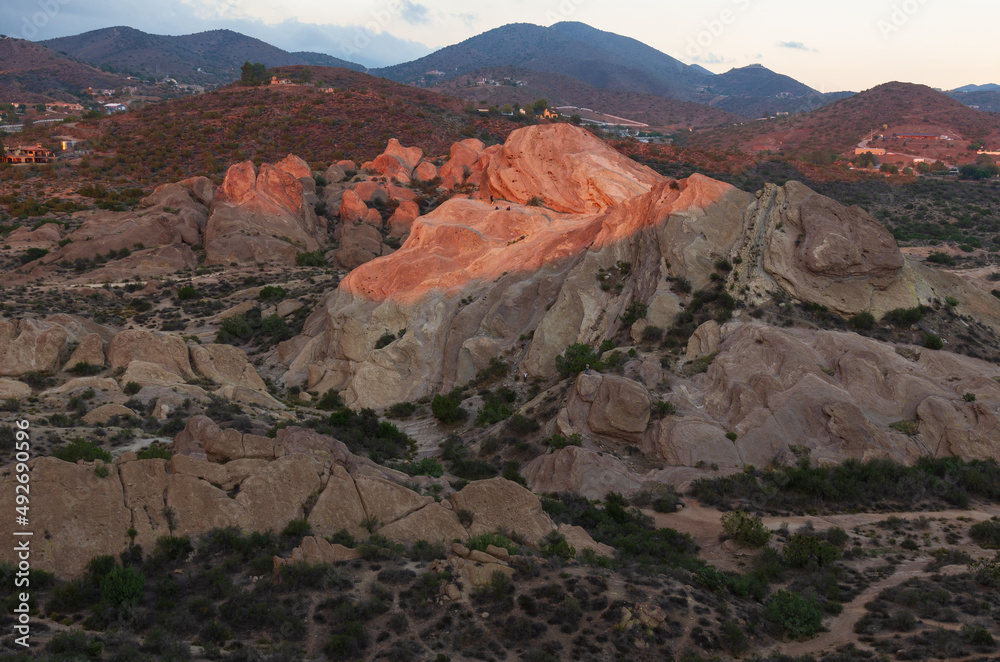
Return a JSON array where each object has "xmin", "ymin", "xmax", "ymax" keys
[{"xmin": 4, "ymin": 0, "xmax": 999, "ymax": 90}]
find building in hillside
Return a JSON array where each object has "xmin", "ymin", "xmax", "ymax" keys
[
  {"xmin": 270, "ymin": 76, "xmax": 293, "ymax": 85},
  {"xmin": 540, "ymin": 108, "xmax": 560, "ymax": 120},
  {"xmin": 2, "ymin": 145, "xmax": 54, "ymax": 163},
  {"xmin": 855, "ymin": 147, "xmax": 887, "ymax": 156}
]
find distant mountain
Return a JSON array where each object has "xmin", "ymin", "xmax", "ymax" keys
[
  {"xmin": 40, "ymin": 27, "xmax": 363, "ymax": 85},
  {"xmin": 951, "ymin": 84, "xmax": 1000, "ymax": 93},
  {"xmin": 291, "ymin": 52, "xmax": 366, "ymax": 71},
  {"xmin": 690, "ymin": 81, "xmax": 1000, "ymax": 155},
  {"xmin": 374, "ymin": 22, "xmax": 711, "ymax": 101},
  {"xmin": 947, "ymin": 87, "xmax": 1000, "ymax": 113},
  {"xmin": 0, "ymin": 36, "xmax": 127, "ymax": 103},
  {"xmin": 431, "ymin": 66, "xmax": 741, "ymax": 128},
  {"xmin": 702, "ymin": 64, "xmax": 832, "ymax": 116}
]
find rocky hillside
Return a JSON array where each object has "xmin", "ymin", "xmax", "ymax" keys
[
  {"xmin": 3, "ymin": 120, "xmax": 1000, "ymax": 660},
  {"xmin": 691, "ymin": 81, "xmax": 1000, "ymax": 157},
  {"xmin": 41, "ymin": 26, "xmax": 364, "ymax": 85},
  {"xmin": 0, "ymin": 36, "xmax": 128, "ymax": 103}
]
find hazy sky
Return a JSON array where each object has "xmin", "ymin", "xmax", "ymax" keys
[{"xmin": 5, "ymin": 0, "xmax": 998, "ymax": 89}]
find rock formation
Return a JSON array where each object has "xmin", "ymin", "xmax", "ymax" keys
[
  {"xmin": 0, "ymin": 417, "xmax": 604, "ymax": 577},
  {"xmin": 204, "ymin": 156, "xmax": 326, "ymax": 265}
]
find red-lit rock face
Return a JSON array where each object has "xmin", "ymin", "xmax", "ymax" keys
[{"xmin": 205, "ymin": 156, "xmax": 325, "ymax": 265}]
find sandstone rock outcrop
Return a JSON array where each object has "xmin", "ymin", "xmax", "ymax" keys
[
  {"xmin": 204, "ymin": 157, "xmax": 326, "ymax": 265},
  {"xmin": 0, "ymin": 417, "xmax": 608, "ymax": 577}
]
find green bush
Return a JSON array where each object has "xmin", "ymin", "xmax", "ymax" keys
[
  {"xmin": 99, "ymin": 565, "xmax": 145, "ymax": 605},
  {"xmin": 882, "ymin": 306, "xmax": 926, "ymax": 327},
  {"xmin": 764, "ymin": 589, "xmax": 823, "ymax": 638},
  {"xmin": 315, "ymin": 389, "xmax": 344, "ymax": 410},
  {"xmin": 67, "ymin": 361, "xmax": 102, "ymax": 376},
  {"xmin": 922, "ymin": 332, "xmax": 943, "ymax": 350},
  {"xmin": 258, "ymin": 285, "xmax": 287, "ymax": 301},
  {"xmin": 927, "ymin": 252, "xmax": 957, "ymax": 266},
  {"xmin": 848, "ymin": 311, "xmax": 875, "ymax": 331},
  {"xmin": 177, "ymin": 284, "xmax": 198, "ymax": 299},
  {"xmin": 137, "ymin": 443, "xmax": 171, "ymax": 460},
  {"xmin": 123, "ymin": 381, "xmax": 142, "ymax": 395},
  {"xmin": 720, "ymin": 510, "xmax": 772, "ymax": 548},
  {"xmin": 216, "ymin": 313, "xmax": 254, "ymax": 344},
  {"xmin": 467, "ymin": 532, "xmax": 518, "ymax": 556},
  {"xmin": 53, "ymin": 438, "xmax": 112, "ymax": 463},
  {"xmin": 385, "ymin": 401, "xmax": 417, "ymax": 419},
  {"xmin": 431, "ymin": 392, "xmax": 467, "ymax": 424},
  {"xmin": 970, "ymin": 517, "xmax": 1000, "ymax": 548},
  {"xmin": 544, "ymin": 433, "xmax": 582, "ymax": 450},
  {"xmin": 782, "ymin": 533, "xmax": 840, "ymax": 568},
  {"xmin": 296, "ymin": 250, "xmax": 327, "ymax": 267},
  {"xmin": 396, "ymin": 457, "xmax": 444, "ymax": 477},
  {"xmin": 555, "ymin": 343, "xmax": 602, "ymax": 378},
  {"xmin": 374, "ymin": 332, "xmax": 396, "ymax": 349}
]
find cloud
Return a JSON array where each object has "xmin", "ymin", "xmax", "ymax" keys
[
  {"xmin": 400, "ymin": 0, "xmax": 430, "ymax": 25},
  {"xmin": 689, "ymin": 52, "xmax": 733, "ymax": 65},
  {"xmin": 777, "ymin": 41, "xmax": 818, "ymax": 52}
]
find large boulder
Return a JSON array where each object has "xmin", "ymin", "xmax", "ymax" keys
[
  {"xmin": 204, "ymin": 158, "xmax": 326, "ymax": 266},
  {"xmin": 479, "ymin": 123, "xmax": 660, "ymax": 213},
  {"xmin": 0, "ymin": 318, "xmax": 68, "ymax": 376},
  {"xmin": 450, "ymin": 477, "xmax": 555, "ymax": 548},
  {"xmin": 106, "ymin": 329, "xmax": 194, "ymax": 380}
]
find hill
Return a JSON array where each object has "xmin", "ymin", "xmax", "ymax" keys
[
  {"xmin": 689, "ymin": 81, "xmax": 1000, "ymax": 159},
  {"xmin": 40, "ymin": 27, "xmax": 363, "ymax": 85},
  {"xmin": 947, "ymin": 89, "xmax": 1000, "ymax": 113},
  {"xmin": 374, "ymin": 22, "xmax": 710, "ymax": 101},
  {"xmin": 430, "ymin": 66, "xmax": 741, "ymax": 129},
  {"xmin": 705, "ymin": 64, "xmax": 849, "ymax": 117},
  {"xmin": 25, "ymin": 65, "xmax": 515, "ymax": 186},
  {"xmin": 0, "ymin": 36, "xmax": 128, "ymax": 102}
]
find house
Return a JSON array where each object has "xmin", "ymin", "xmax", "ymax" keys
[
  {"xmin": 2, "ymin": 145, "xmax": 54, "ymax": 164},
  {"xmin": 855, "ymin": 147, "xmax": 886, "ymax": 156},
  {"xmin": 270, "ymin": 76, "xmax": 293, "ymax": 85},
  {"xmin": 103, "ymin": 103, "xmax": 127, "ymax": 113},
  {"xmin": 540, "ymin": 108, "xmax": 559, "ymax": 120}
]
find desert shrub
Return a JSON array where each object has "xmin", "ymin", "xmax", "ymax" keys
[
  {"xmin": 99, "ymin": 565, "xmax": 145, "ymax": 606},
  {"xmin": 475, "ymin": 388, "xmax": 516, "ymax": 427},
  {"xmin": 721, "ymin": 510, "xmax": 772, "ymax": 547},
  {"xmin": 641, "ymin": 325, "xmax": 665, "ymax": 342},
  {"xmin": 385, "ymin": 401, "xmax": 417, "ymax": 419},
  {"xmin": 258, "ymin": 285, "xmax": 286, "ymax": 301},
  {"xmin": 395, "ymin": 457, "xmax": 444, "ymax": 477},
  {"xmin": 555, "ymin": 343, "xmax": 602, "ymax": 378},
  {"xmin": 216, "ymin": 313, "xmax": 254, "ymax": 343},
  {"xmin": 296, "ymin": 250, "xmax": 326, "ymax": 267},
  {"xmin": 315, "ymin": 389, "xmax": 344, "ymax": 410},
  {"xmin": 467, "ymin": 532, "xmax": 518, "ymax": 556},
  {"xmin": 782, "ymin": 533, "xmax": 840, "ymax": 568},
  {"xmin": 652, "ymin": 401, "xmax": 677, "ymax": 417},
  {"xmin": 123, "ymin": 381, "xmax": 142, "ymax": 395},
  {"xmin": 53, "ymin": 438, "xmax": 112, "ymax": 463},
  {"xmin": 470, "ymin": 356, "xmax": 510, "ymax": 386},
  {"xmin": 922, "ymin": 332, "xmax": 943, "ymax": 350},
  {"xmin": 67, "ymin": 361, "xmax": 102, "ymax": 376},
  {"xmin": 374, "ymin": 332, "xmax": 396, "ymax": 349},
  {"xmin": 137, "ymin": 443, "xmax": 171, "ymax": 460},
  {"xmin": 882, "ymin": 306, "xmax": 926, "ymax": 327},
  {"xmin": 765, "ymin": 589, "xmax": 823, "ymax": 638},
  {"xmin": 621, "ymin": 301, "xmax": 648, "ymax": 327},
  {"xmin": 543, "ymin": 433, "xmax": 582, "ymax": 450},
  {"xmin": 927, "ymin": 251, "xmax": 957, "ymax": 266},
  {"xmin": 505, "ymin": 413, "xmax": 539, "ymax": 434},
  {"xmin": 970, "ymin": 517, "xmax": 1000, "ymax": 548},
  {"xmin": 432, "ymin": 390, "xmax": 467, "ymax": 424},
  {"xmin": 177, "ymin": 284, "xmax": 198, "ymax": 299},
  {"xmin": 848, "ymin": 311, "xmax": 875, "ymax": 331}
]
